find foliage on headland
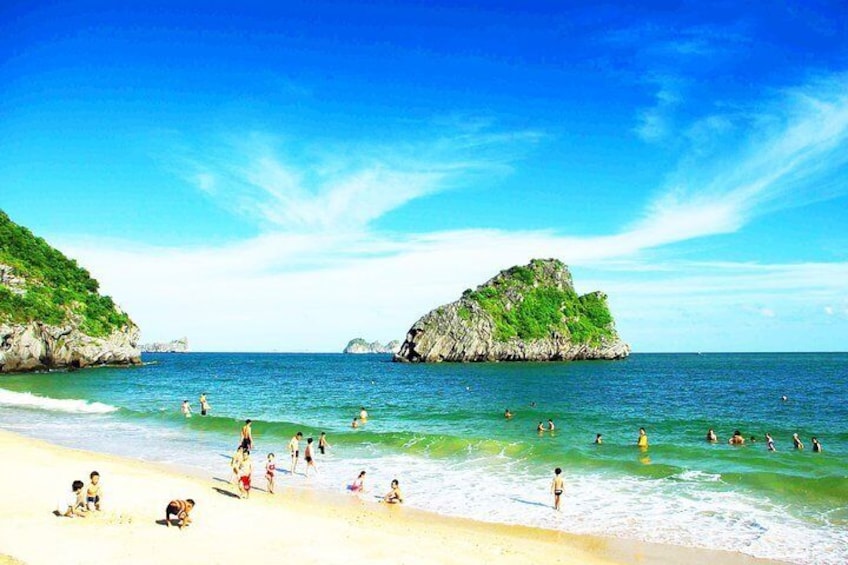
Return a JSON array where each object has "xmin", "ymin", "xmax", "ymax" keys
[
  {"xmin": 0, "ymin": 210, "xmax": 132, "ymax": 337},
  {"xmin": 461, "ymin": 259, "xmax": 614, "ymax": 345},
  {"xmin": 394, "ymin": 258, "xmax": 629, "ymax": 363}
]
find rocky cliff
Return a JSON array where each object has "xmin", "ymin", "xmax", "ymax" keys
[
  {"xmin": 394, "ymin": 259, "xmax": 630, "ymax": 363},
  {"xmin": 343, "ymin": 338, "xmax": 401, "ymax": 354},
  {"xmin": 0, "ymin": 211, "xmax": 141, "ymax": 373},
  {"xmin": 140, "ymin": 337, "xmax": 189, "ymax": 353}
]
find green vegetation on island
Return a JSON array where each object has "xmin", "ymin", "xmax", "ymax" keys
[
  {"xmin": 461, "ymin": 259, "xmax": 614, "ymax": 345},
  {"xmin": 0, "ymin": 210, "xmax": 131, "ymax": 337}
]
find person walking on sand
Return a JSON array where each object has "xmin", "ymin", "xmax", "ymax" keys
[
  {"xmin": 304, "ymin": 437, "xmax": 318, "ymax": 477},
  {"xmin": 199, "ymin": 393, "xmax": 210, "ymax": 416},
  {"xmin": 551, "ymin": 467, "xmax": 565, "ymax": 511},
  {"xmin": 265, "ymin": 453, "xmax": 276, "ymax": 494},
  {"xmin": 289, "ymin": 432, "xmax": 303, "ymax": 474},
  {"xmin": 240, "ymin": 419, "xmax": 253, "ymax": 450},
  {"xmin": 238, "ymin": 450, "xmax": 252, "ymax": 499},
  {"xmin": 181, "ymin": 400, "xmax": 192, "ymax": 418},
  {"xmin": 318, "ymin": 432, "xmax": 330, "ymax": 455},
  {"xmin": 637, "ymin": 427, "xmax": 648, "ymax": 448},
  {"xmin": 230, "ymin": 446, "xmax": 244, "ymax": 485}
]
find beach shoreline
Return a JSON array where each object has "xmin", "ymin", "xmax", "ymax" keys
[{"xmin": 0, "ymin": 429, "xmax": 785, "ymax": 565}]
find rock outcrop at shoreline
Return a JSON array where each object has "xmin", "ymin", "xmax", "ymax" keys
[
  {"xmin": 394, "ymin": 259, "xmax": 630, "ymax": 363},
  {"xmin": 343, "ymin": 338, "xmax": 401, "ymax": 354},
  {"xmin": 140, "ymin": 337, "xmax": 189, "ymax": 353},
  {"xmin": 0, "ymin": 210, "xmax": 141, "ymax": 373}
]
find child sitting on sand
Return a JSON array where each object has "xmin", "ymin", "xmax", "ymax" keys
[
  {"xmin": 381, "ymin": 479, "xmax": 403, "ymax": 504},
  {"xmin": 58, "ymin": 480, "xmax": 87, "ymax": 517},
  {"xmin": 86, "ymin": 471, "xmax": 102, "ymax": 511},
  {"xmin": 348, "ymin": 471, "xmax": 366, "ymax": 493},
  {"xmin": 165, "ymin": 499, "xmax": 195, "ymax": 529}
]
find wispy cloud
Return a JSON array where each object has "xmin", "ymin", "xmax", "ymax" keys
[
  {"xmin": 185, "ymin": 126, "xmax": 543, "ymax": 233},
  {"xmin": 52, "ymin": 75, "xmax": 848, "ymax": 351}
]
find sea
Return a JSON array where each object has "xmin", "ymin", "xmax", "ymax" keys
[{"xmin": 0, "ymin": 352, "xmax": 845, "ymax": 564}]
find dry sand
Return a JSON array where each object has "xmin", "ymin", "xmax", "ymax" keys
[{"xmin": 0, "ymin": 430, "xmax": 785, "ymax": 565}]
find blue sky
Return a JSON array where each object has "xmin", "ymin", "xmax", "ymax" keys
[{"xmin": 1, "ymin": 1, "xmax": 847, "ymax": 351}]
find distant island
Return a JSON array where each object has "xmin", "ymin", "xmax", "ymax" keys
[
  {"xmin": 140, "ymin": 337, "xmax": 189, "ymax": 353},
  {"xmin": 343, "ymin": 338, "xmax": 402, "ymax": 354},
  {"xmin": 0, "ymin": 210, "xmax": 141, "ymax": 372},
  {"xmin": 394, "ymin": 258, "xmax": 630, "ymax": 363}
]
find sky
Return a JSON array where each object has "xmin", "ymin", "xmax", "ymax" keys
[{"xmin": 1, "ymin": 1, "xmax": 847, "ymax": 352}]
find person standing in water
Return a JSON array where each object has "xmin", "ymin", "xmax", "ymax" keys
[
  {"xmin": 637, "ymin": 428, "xmax": 648, "ymax": 448},
  {"xmin": 304, "ymin": 438, "xmax": 318, "ymax": 477},
  {"xmin": 289, "ymin": 432, "xmax": 303, "ymax": 474},
  {"xmin": 551, "ymin": 467, "xmax": 564, "ymax": 511},
  {"xmin": 765, "ymin": 433, "xmax": 776, "ymax": 451},
  {"xmin": 359, "ymin": 407, "xmax": 369, "ymax": 423},
  {"xmin": 537, "ymin": 421, "xmax": 545, "ymax": 433},
  {"xmin": 181, "ymin": 400, "xmax": 192, "ymax": 418},
  {"xmin": 706, "ymin": 429, "xmax": 717, "ymax": 442},
  {"xmin": 318, "ymin": 432, "xmax": 330, "ymax": 455},
  {"xmin": 547, "ymin": 419, "xmax": 555, "ymax": 432},
  {"xmin": 594, "ymin": 433, "xmax": 603, "ymax": 444},
  {"xmin": 199, "ymin": 393, "xmax": 210, "ymax": 416},
  {"xmin": 240, "ymin": 420, "xmax": 253, "ymax": 450},
  {"xmin": 811, "ymin": 437, "xmax": 823, "ymax": 452},
  {"xmin": 728, "ymin": 430, "xmax": 745, "ymax": 445},
  {"xmin": 793, "ymin": 433, "xmax": 804, "ymax": 449}
]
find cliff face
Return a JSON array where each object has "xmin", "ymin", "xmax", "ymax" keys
[
  {"xmin": 0, "ymin": 211, "xmax": 141, "ymax": 373},
  {"xmin": 343, "ymin": 338, "xmax": 401, "ymax": 354},
  {"xmin": 394, "ymin": 259, "xmax": 630, "ymax": 363}
]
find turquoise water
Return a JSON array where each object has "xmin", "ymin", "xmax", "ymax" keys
[{"xmin": 0, "ymin": 353, "xmax": 846, "ymax": 563}]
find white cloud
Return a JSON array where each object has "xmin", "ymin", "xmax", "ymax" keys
[{"xmin": 49, "ymin": 75, "xmax": 848, "ymax": 352}]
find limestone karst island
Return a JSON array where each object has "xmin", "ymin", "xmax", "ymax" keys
[
  {"xmin": 394, "ymin": 258, "xmax": 630, "ymax": 363},
  {"xmin": 0, "ymin": 211, "xmax": 141, "ymax": 372}
]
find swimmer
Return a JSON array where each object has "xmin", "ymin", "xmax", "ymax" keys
[
  {"xmin": 781, "ymin": 395, "xmax": 788, "ymax": 402},
  {"xmin": 504, "ymin": 409, "xmax": 513, "ymax": 419},
  {"xmin": 359, "ymin": 407, "xmax": 368, "ymax": 422},
  {"xmin": 594, "ymin": 433, "xmax": 603, "ymax": 445},
  {"xmin": 537, "ymin": 421, "xmax": 545, "ymax": 433},
  {"xmin": 547, "ymin": 419, "xmax": 555, "ymax": 432},
  {"xmin": 352, "ymin": 417, "xmax": 359, "ymax": 429},
  {"xmin": 729, "ymin": 430, "xmax": 745, "ymax": 445},
  {"xmin": 181, "ymin": 400, "xmax": 192, "ymax": 418},
  {"xmin": 811, "ymin": 437, "xmax": 822, "ymax": 452},
  {"xmin": 792, "ymin": 433, "xmax": 804, "ymax": 450},
  {"xmin": 706, "ymin": 429, "xmax": 717, "ymax": 442}
]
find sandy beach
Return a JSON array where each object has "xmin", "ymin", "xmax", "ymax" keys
[{"xmin": 0, "ymin": 429, "xmax": 787, "ymax": 565}]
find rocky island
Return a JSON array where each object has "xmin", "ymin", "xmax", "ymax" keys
[
  {"xmin": 343, "ymin": 338, "xmax": 401, "ymax": 354},
  {"xmin": 140, "ymin": 337, "xmax": 189, "ymax": 353},
  {"xmin": 0, "ymin": 210, "xmax": 141, "ymax": 372},
  {"xmin": 394, "ymin": 258, "xmax": 630, "ymax": 363}
]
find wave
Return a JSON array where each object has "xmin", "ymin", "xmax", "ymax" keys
[{"xmin": 0, "ymin": 388, "xmax": 118, "ymax": 414}]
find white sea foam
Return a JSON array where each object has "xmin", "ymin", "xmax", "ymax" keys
[{"xmin": 0, "ymin": 389, "xmax": 118, "ymax": 414}]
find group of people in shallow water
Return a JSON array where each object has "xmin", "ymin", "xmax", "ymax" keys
[
  {"xmin": 711, "ymin": 428, "xmax": 822, "ymax": 452},
  {"xmin": 226, "ymin": 407, "xmax": 402, "ymax": 504}
]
